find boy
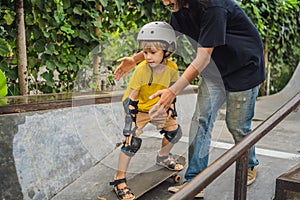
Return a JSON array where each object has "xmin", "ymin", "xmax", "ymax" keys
[{"xmin": 110, "ymin": 21, "xmax": 184, "ymax": 200}]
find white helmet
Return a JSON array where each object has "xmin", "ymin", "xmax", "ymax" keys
[{"xmin": 137, "ymin": 21, "xmax": 176, "ymax": 52}]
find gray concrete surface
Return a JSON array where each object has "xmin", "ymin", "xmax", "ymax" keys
[
  {"xmin": 52, "ymin": 63, "xmax": 300, "ymax": 200},
  {"xmin": 50, "ymin": 97, "xmax": 300, "ymax": 200},
  {"xmin": 0, "ymin": 62, "xmax": 299, "ymax": 200}
]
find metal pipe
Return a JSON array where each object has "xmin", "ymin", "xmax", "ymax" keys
[
  {"xmin": 169, "ymin": 92, "xmax": 300, "ymax": 200},
  {"xmin": 234, "ymin": 151, "xmax": 248, "ymax": 200}
]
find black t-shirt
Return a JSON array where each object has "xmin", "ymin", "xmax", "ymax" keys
[{"xmin": 170, "ymin": 0, "xmax": 266, "ymax": 91}]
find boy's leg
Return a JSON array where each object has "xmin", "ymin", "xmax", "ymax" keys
[
  {"xmin": 112, "ymin": 151, "xmax": 134, "ymax": 200},
  {"xmin": 159, "ymin": 118, "xmax": 178, "ymax": 156},
  {"xmin": 112, "ymin": 112, "xmax": 150, "ymax": 199},
  {"xmin": 159, "ymin": 134, "xmax": 175, "ymax": 157},
  {"xmin": 115, "ymin": 151, "xmax": 131, "ymax": 180},
  {"xmin": 135, "ymin": 112, "xmax": 150, "ymax": 136},
  {"xmin": 116, "ymin": 112, "xmax": 149, "ymax": 177},
  {"xmin": 156, "ymin": 118, "xmax": 183, "ymax": 170},
  {"xmin": 116, "ymin": 112, "xmax": 149, "ymax": 178}
]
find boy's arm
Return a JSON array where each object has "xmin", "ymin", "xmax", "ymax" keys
[
  {"xmin": 128, "ymin": 88, "xmax": 139, "ymax": 101},
  {"xmin": 114, "ymin": 51, "xmax": 145, "ymax": 80},
  {"xmin": 123, "ymin": 88, "xmax": 140, "ymax": 146}
]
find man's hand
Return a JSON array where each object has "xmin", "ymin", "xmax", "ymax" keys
[
  {"xmin": 149, "ymin": 89, "xmax": 176, "ymax": 110},
  {"xmin": 114, "ymin": 57, "xmax": 136, "ymax": 80},
  {"xmin": 149, "ymin": 103, "xmax": 167, "ymax": 129}
]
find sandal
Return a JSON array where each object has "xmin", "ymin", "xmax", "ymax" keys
[
  {"xmin": 156, "ymin": 153, "xmax": 184, "ymax": 171},
  {"xmin": 109, "ymin": 178, "xmax": 135, "ymax": 200}
]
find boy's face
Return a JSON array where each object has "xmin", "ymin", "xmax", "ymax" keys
[
  {"xmin": 143, "ymin": 47, "xmax": 165, "ymax": 68},
  {"xmin": 162, "ymin": 0, "xmax": 180, "ymax": 12}
]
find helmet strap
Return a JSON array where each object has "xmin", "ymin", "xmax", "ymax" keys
[
  {"xmin": 160, "ymin": 50, "xmax": 170, "ymax": 64},
  {"xmin": 148, "ymin": 66, "xmax": 153, "ymax": 86}
]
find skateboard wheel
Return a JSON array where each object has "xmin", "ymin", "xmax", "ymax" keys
[{"xmin": 173, "ymin": 175, "xmax": 181, "ymax": 183}]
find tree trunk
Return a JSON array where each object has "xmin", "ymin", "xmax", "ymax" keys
[
  {"xmin": 94, "ymin": 4, "xmax": 102, "ymax": 91},
  {"xmin": 15, "ymin": 0, "xmax": 28, "ymax": 95},
  {"xmin": 260, "ymin": 34, "xmax": 269, "ymax": 96}
]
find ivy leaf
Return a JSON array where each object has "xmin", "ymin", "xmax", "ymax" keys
[
  {"xmin": 25, "ymin": 13, "xmax": 35, "ymax": 26},
  {"xmin": 3, "ymin": 10, "xmax": 15, "ymax": 25},
  {"xmin": 0, "ymin": 98, "xmax": 7, "ymax": 105},
  {"xmin": 0, "ymin": 62, "xmax": 17, "ymax": 81},
  {"xmin": 68, "ymin": 55, "xmax": 77, "ymax": 63},
  {"xmin": 0, "ymin": 69, "xmax": 8, "ymax": 97},
  {"xmin": 35, "ymin": 39, "xmax": 46, "ymax": 52},
  {"xmin": 70, "ymin": 15, "xmax": 81, "ymax": 26},
  {"xmin": 60, "ymin": 24, "xmax": 75, "ymax": 34},
  {"xmin": 73, "ymin": 7, "xmax": 83, "ymax": 15},
  {"xmin": 45, "ymin": 43, "xmax": 56, "ymax": 55},
  {"xmin": 0, "ymin": 70, "xmax": 8, "ymax": 104},
  {"xmin": 41, "ymin": 72, "xmax": 54, "ymax": 83},
  {"xmin": 56, "ymin": 61, "xmax": 67, "ymax": 72},
  {"xmin": 78, "ymin": 30, "xmax": 90, "ymax": 42},
  {"xmin": 31, "ymin": 0, "xmax": 44, "ymax": 10},
  {"xmin": 0, "ymin": 38, "xmax": 11, "ymax": 57},
  {"xmin": 27, "ymin": 56, "xmax": 38, "ymax": 69},
  {"xmin": 69, "ymin": 63, "xmax": 79, "ymax": 71},
  {"xmin": 99, "ymin": 0, "xmax": 108, "ymax": 7},
  {"xmin": 54, "ymin": 10, "xmax": 65, "ymax": 24},
  {"xmin": 63, "ymin": 0, "xmax": 71, "ymax": 9},
  {"xmin": 115, "ymin": 0, "xmax": 124, "ymax": 11},
  {"xmin": 46, "ymin": 60, "xmax": 57, "ymax": 71}
]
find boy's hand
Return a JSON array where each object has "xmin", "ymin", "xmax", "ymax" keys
[{"xmin": 114, "ymin": 57, "xmax": 136, "ymax": 80}]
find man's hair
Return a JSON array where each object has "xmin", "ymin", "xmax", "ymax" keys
[{"xmin": 177, "ymin": 0, "xmax": 209, "ymax": 13}]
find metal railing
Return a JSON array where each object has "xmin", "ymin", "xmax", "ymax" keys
[{"xmin": 169, "ymin": 92, "xmax": 300, "ymax": 200}]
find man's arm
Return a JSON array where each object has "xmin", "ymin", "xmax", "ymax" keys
[{"xmin": 150, "ymin": 47, "xmax": 213, "ymax": 109}]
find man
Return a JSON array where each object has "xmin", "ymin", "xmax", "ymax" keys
[{"xmin": 115, "ymin": 0, "xmax": 265, "ymax": 198}]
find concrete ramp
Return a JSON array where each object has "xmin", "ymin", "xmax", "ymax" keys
[
  {"xmin": 1, "ymin": 101, "xmax": 126, "ymax": 200},
  {"xmin": 0, "ymin": 87, "xmax": 196, "ymax": 200},
  {"xmin": 1, "ymin": 62, "xmax": 299, "ymax": 200},
  {"xmin": 254, "ymin": 61, "xmax": 300, "ymax": 120}
]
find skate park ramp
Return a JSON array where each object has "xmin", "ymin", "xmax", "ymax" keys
[
  {"xmin": 0, "ymin": 85, "xmax": 196, "ymax": 199},
  {"xmin": 254, "ymin": 61, "xmax": 300, "ymax": 120},
  {"xmin": 0, "ymin": 62, "xmax": 299, "ymax": 200}
]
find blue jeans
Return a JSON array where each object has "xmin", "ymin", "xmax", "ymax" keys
[{"xmin": 185, "ymin": 78, "xmax": 259, "ymax": 182}]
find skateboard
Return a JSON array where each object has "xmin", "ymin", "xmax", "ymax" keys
[{"xmin": 98, "ymin": 155, "xmax": 186, "ymax": 200}]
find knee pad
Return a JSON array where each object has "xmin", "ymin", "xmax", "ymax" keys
[
  {"xmin": 160, "ymin": 125, "xmax": 182, "ymax": 144},
  {"xmin": 121, "ymin": 136, "xmax": 142, "ymax": 157}
]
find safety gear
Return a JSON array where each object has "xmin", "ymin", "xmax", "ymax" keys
[
  {"xmin": 160, "ymin": 125, "xmax": 182, "ymax": 144},
  {"xmin": 137, "ymin": 21, "xmax": 177, "ymax": 52},
  {"xmin": 123, "ymin": 98, "xmax": 139, "ymax": 137},
  {"xmin": 167, "ymin": 107, "xmax": 177, "ymax": 118},
  {"xmin": 167, "ymin": 98, "xmax": 177, "ymax": 117},
  {"xmin": 121, "ymin": 136, "xmax": 142, "ymax": 157}
]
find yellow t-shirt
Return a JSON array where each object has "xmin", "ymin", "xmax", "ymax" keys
[{"xmin": 122, "ymin": 59, "xmax": 178, "ymax": 112}]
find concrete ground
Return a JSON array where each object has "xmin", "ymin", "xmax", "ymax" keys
[
  {"xmin": 51, "ymin": 72, "xmax": 300, "ymax": 200},
  {"xmin": 2, "ymin": 63, "xmax": 298, "ymax": 200}
]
